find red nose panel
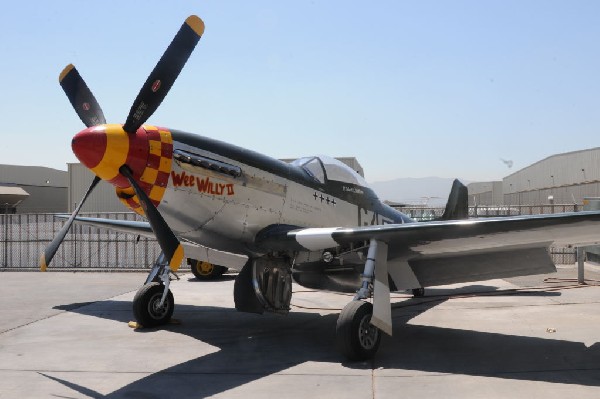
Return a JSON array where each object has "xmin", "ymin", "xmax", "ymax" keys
[{"xmin": 71, "ymin": 127, "xmax": 107, "ymax": 170}]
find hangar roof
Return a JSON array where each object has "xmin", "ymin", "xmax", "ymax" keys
[{"xmin": 0, "ymin": 186, "xmax": 29, "ymax": 207}]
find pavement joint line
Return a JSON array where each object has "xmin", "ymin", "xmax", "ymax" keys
[{"xmin": 371, "ymin": 363, "xmax": 376, "ymax": 399}]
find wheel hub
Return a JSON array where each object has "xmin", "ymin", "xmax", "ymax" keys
[
  {"xmin": 358, "ymin": 314, "xmax": 379, "ymax": 349},
  {"xmin": 148, "ymin": 293, "xmax": 170, "ymax": 319},
  {"xmin": 197, "ymin": 261, "xmax": 214, "ymax": 275}
]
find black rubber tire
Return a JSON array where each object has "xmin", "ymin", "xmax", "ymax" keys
[
  {"xmin": 189, "ymin": 259, "xmax": 228, "ymax": 280},
  {"xmin": 132, "ymin": 282, "xmax": 174, "ymax": 327},
  {"xmin": 336, "ymin": 301, "xmax": 381, "ymax": 361},
  {"xmin": 412, "ymin": 287, "xmax": 425, "ymax": 297}
]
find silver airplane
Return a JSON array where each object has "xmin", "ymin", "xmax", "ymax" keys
[{"xmin": 41, "ymin": 15, "xmax": 600, "ymax": 360}]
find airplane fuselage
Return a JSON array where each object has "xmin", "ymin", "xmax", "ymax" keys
[
  {"xmin": 156, "ymin": 129, "xmax": 413, "ymax": 257},
  {"xmin": 71, "ymin": 124, "xmax": 413, "ymax": 261}
]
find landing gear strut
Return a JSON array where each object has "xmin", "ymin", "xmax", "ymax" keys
[
  {"xmin": 336, "ymin": 239, "xmax": 390, "ymax": 361},
  {"xmin": 133, "ymin": 253, "xmax": 175, "ymax": 327}
]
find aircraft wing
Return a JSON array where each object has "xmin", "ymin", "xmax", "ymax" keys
[
  {"xmin": 263, "ymin": 211, "xmax": 600, "ymax": 289},
  {"xmin": 64, "ymin": 216, "xmax": 248, "ymax": 270},
  {"xmin": 65, "ymin": 215, "xmax": 155, "ymax": 238}
]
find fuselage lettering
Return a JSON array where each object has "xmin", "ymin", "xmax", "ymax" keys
[{"xmin": 170, "ymin": 171, "xmax": 235, "ymax": 196}]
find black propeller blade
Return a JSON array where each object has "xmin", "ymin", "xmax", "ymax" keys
[
  {"xmin": 123, "ymin": 15, "xmax": 204, "ymax": 134},
  {"xmin": 45, "ymin": 16, "xmax": 201, "ymax": 272},
  {"xmin": 119, "ymin": 165, "xmax": 184, "ymax": 271},
  {"xmin": 40, "ymin": 176, "xmax": 101, "ymax": 271},
  {"xmin": 59, "ymin": 64, "xmax": 106, "ymax": 127}
]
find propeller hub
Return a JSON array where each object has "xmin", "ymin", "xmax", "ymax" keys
[
  {"xmin": 72, "ymin": 124, "xmax": 148, "ymax": 186},
  {"xmin": 71, "ymin": 124, "xmax": 174, "ymax": 214}
]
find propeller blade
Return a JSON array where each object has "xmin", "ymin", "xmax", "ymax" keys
[
  {"xmin": 39, "ymin": 176, "xmax": 101, "ymax": 271},
  {"xmin": 59, "ymin": 64, "xmax": 106, "ymax": 127},
  {"xmin": 119, "ymin": 165, "xmax": 184, "ymax": 271},
  {"xmin": 123, "ymin": 15, "xmax": 204, "ymax": 133}
]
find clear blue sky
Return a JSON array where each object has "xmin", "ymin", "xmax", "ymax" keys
[{"xmin": 1, "ymin": 1, "xmax": 599, "ymax": 183}]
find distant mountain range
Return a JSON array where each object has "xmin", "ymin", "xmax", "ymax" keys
[{"xmin": 368, "ymin": 177, "xmax": 471, "ymax": 207}]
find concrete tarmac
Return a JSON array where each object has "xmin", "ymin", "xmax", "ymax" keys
[{"xmin": 1, "ymin": 266, "xmax": 600, "ymax": 398}]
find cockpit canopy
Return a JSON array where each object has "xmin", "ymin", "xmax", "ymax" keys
[{"xmin": 291, "ymin": 155, "xmax": 370, "ymax": 188}]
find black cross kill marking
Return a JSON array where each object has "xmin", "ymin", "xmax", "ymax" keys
[{"xmin": 313, "ymin": 192, "xmax": 336, "ymax": 206}]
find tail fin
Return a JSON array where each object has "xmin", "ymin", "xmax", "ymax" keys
[{"xmin": 440, "ymin": 179, "xmax": 469, "ymax": 220}]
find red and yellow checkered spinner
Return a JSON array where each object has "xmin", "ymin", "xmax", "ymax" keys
[{"xmin": 71, "ymin": 124, "xmax": 173, "ymax": 216}]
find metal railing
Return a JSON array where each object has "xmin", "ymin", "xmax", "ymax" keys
[{"xmin": 399, "ymin": 204, "xmax": 580, "ymax": 221}]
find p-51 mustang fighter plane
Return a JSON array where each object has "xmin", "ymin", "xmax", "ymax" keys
[{"xmin": 41, "ymin": 15, "xmax": 600, "ymax": 360}]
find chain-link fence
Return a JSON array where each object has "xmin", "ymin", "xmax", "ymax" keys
[
  {"xmin": 1, "ymin": 213, "xmax": 165, "ymax": 271},
  {"xmin": 0, "ymin": 210, "xmax": 583, "ymax": 270},
  {"xmin": 399, "ymin": 204, "xmax": 580, "ymax": 221}
]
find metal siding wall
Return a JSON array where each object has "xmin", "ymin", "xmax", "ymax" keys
[
  {"xmin": 467, "ymin": 182, "xmax": 504, "ymax": 205},
  {"xmin": 68, "ymin": 163, "xmax": 129, "ymax": 212},
  {"xmin": 502, "ymin": 148, "xmax": 600, "ymax": 204},
  {"xmin": 0, "ymin": 164, "xmax": 67, "ymax": 187},
  {"xmin": 0, "ymin": 165, "xmax": 68, "ymax": 213},
  {"xmin": 16, "ymin": 186, "xmax": 67, "ymax": 213}
]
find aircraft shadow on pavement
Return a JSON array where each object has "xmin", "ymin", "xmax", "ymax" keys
[{"xmin": 45, "ymin": 286, "xmax": 600, "ymax": 398}]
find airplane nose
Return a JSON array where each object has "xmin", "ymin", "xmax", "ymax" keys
[
  {"xmin": 71, "ymin": 124, "xmax": 149, "ymax": 187},
  {"xmin": 71, "ymin": 124, "xmax": 174, "ymax": 215},
  {"xmin": 71, "ymin": 126, "xmax": 107, "ymax": 170}
]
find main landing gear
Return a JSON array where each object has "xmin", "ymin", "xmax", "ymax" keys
[
  {"xmin": 132, "ymin": 253, "xmax": 175, "ymax": 328},
  {"xmin": 336, "ymin": 301, "xmax": 381, "ymax": 360},
  {"xmin": 133, "ymin": 282, "xmax": 174, "ymax": 327},
  {"xmin": 335, "ymin": 239, "xmax": 390, "ymax": 361}
]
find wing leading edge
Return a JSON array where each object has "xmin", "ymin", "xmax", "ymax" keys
[{"xmin": 62, "ymin": 216, "xmax": 248, "ymax": 270}]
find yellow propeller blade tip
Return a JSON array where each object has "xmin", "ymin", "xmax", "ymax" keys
[
  {"xmin": 59, "ymin": 64, "xmax": 75, "ymax": 83},
  {"xmin": 169, "ymin": 244, "xmax": 185, "ymax": 272},
  {"xmin": 185, "ymin": 15, "xmax": 205, "ymax": 37},
  {"xmin": 39, "ymin": 254, "xmax": 47, "ymax": 272}
]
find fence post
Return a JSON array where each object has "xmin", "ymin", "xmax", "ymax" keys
[
  {"xmin": 2, "ymin": 213, "xmax": 7, "ymax": 268},
  {"xmin": 577, "ymin": 246, "xmax": 585, "ymax": 285}
]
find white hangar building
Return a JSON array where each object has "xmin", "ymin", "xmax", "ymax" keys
[
  {"xmin": 504, "ymin": 147, "xmax": 600, "ymax": 205},
  {"xmin": 469, "ymin": 147, "xmax": 600, "ymax": 206}
]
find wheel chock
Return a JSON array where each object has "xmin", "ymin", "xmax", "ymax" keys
[
  {"xmin": 128, "ymin": 321, "xmax": 143, "ymax": 329},
  {"xmin": 127, "ymin": 319, "xmax": 180, "ymax": 329}
]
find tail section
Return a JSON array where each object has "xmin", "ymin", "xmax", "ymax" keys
[{"xmin": 440, "ymin": 179, "xmax": 469, "ymax": 220}]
